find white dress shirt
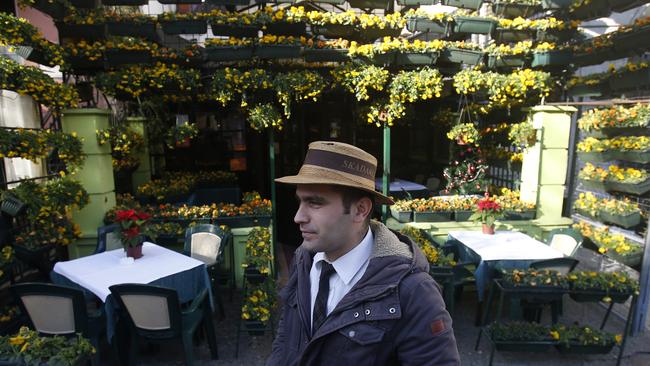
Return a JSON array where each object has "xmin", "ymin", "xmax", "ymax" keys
[{"xmin": 309, "ymin": 227, "xmax": 373, "ymax": 327}]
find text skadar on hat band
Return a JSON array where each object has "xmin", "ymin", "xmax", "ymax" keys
[{"xmin": 275, "ymin": 141, "xmax": 394, "ymax": 205}]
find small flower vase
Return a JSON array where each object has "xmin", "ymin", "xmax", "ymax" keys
[
  {"xmin": 126, "ymin": 244, "xmax": 143, "ymax": 259},
  {"xmin": 482, "ymin": 223, "xmax": 495, "ymax": 235}
]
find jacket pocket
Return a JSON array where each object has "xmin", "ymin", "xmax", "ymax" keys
[{"xmin": 338, "ymin": 323, "xmax": 385, "ymax": 346}]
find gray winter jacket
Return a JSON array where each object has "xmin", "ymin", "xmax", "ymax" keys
[{"xmin": 267, "ymin": 220, "xmax": 461, "ymax": 366}]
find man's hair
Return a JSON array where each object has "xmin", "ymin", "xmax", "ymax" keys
[{"xmin": 332, "ymin": 186, "xmax": 375, "ymax": 224}]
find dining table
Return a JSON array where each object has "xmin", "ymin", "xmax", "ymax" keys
[{"xmin": 50, "ymin": 242, "xmax": 213, "ymax": 342}]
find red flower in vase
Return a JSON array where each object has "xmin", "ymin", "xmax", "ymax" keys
[{"xmin": 114, "ymin": 209, "xmax": 152, "ymax": 249}]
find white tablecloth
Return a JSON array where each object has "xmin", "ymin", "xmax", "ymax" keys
[
  {"xmin": 53, "ymin": 242, "xmax": 204, "ymax": 302},
  {"xmin": 448, "ymin": 231, "xmax": 565, "ymax": 261}
]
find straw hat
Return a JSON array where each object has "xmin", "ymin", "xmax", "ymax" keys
[{"xmin": 275, "ymin": 141, "xmax": 394, "ymax": 205}]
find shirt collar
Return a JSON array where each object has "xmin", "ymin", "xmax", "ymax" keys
[{"xmin": 313, "ymin": 227, "xmax": 373, "ymax": 285}]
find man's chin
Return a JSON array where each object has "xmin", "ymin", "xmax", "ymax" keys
[{"xmin": 301, "ymin": 240, "xmax": 321, "ymax": 253}]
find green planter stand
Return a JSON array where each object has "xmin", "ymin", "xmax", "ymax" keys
[
  {"xmin": 406, "ymin": 17, "xmax": 452, "ymax": 35},
  {"xmin": 106, "ymin": 21, "xmax": 157, "ymax": 39},
  {"xmin": 302, "ymin": 49, "xmax": 348, "ymax": 63},
  {"xmin": 599, "ymin": 211, "xmax": 641, "ymax": 228},
  {"xmin": 492, "ymin": 2, "xmax": 541, "ymax": 18},
  {"xmin": 487, "ymin": 54, "xmax": 530, "ymax": 69},
  {"xmin": 440, "ymin": 47, "xmax": 484, "ymax": 65},
  {"xmin": 441, "ymin": 0, "xmax": 483, "ymax": 10},
  {"xmin": 160, "ymin": 20, "xmax": 208, "ymax": 35},
  {"xmin": 255, "ymin": 45, "xmax": 301, "ymax": 59},
  {"xmin": 453, "ymin": 16, "xmax": 496, "ymax": 35},
  {"xmin": 210, "ymin": 24, "xmax": 260, "ymax": 38},
  {"xmin": 205, "ymin": 47, "xmax": 253, "ymax": 62},
  {"xmin": 414, "ymin": 211, "xmax": 453, "ymax": 223},
  {"xmin": 531, "ymin": 50, "xmax": 573, "ymax": 68},
  {"xmin": 311, "ymin": 24, "xmax": 356, "ymax": 39},
  {"xmin": 494, "ymin": 28, "xmax": 535, "ymax": 43}
]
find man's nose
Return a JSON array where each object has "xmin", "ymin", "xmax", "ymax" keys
[{"xmin": 294, "ymin": 204, "xmax": 308, "ymax": 224}]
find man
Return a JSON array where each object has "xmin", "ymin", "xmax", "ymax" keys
[{"xmin": 268, "ymin": 141, "xmax": 460, "ymax": 366}]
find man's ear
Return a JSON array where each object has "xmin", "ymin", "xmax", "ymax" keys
[{"xmin": 353, "ymin": 197, "xmax": 372, "ymax": 223}]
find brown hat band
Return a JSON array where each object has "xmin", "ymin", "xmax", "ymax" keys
[{"xmin": 304, "ymin": 149, "xmax": 376, "ymax": 181}]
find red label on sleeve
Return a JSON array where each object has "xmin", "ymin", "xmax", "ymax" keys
[{"xmin": 430, "ymin": 319, "xmax": 446, "ymax": 336}]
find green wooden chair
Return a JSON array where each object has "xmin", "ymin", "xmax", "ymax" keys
[
  {"xmin": 11, "ymin": 282, "xmax": 105, "ymax": 365},
  {"xmin": 94, "ymin": 224, "xmax": 122, "ymax": 254},
  {"xmin": 183, "ymin": 224, "xmax": 230, "ymax": 318},
  {"xmin": 546, "ymin": 228, "xmax": 583, "ymax": 257},
  {"xmin": 109, "ymin": 284, "xmax": 218, "ymax": 366}
]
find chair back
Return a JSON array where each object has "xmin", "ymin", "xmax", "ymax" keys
[
  {"xmin": 11, "ymin": 283, "xmax": 88, "ymax": 336},
  {"xmin": 547, "ymin": 228, "xmax": 583, "ymax": 257},
  {"xmin": 109, "ymin": 284, "xmax": 181, "ymax": 337},
  {"xmin": 184, "ymin": 224, "xmax": 228, "ymax": 266},
  {"xmin": 426, "ymin": 177, "xmax": 441, "ymax": 192},
  {"xmin": 529, "ymin": 257, "xmax": 579, "ymax": 275},
  {"xmin": 95, "ymin": 224, "xmax": 122, "ymax": 254}
]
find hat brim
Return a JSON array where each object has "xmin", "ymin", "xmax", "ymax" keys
[{"xmin": 276, "ymin": 175, "xmax": 394, "ymax": 205}]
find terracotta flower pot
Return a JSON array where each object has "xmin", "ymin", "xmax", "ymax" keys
[
  {"xmin": 126, "ymin": 244, "xmax": 143, "ymax": 259},
  {"xmin": 482, "ymin": 224, "xmax": 495, "ymax": 235}
]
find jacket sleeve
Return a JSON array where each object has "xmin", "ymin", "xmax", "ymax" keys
[{"xmin": 394, "ymin": 272, "xmax": 461, "ymax": 366}]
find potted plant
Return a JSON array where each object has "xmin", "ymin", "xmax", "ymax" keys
[
  {"xmin": 0, "ymin": 326, "xmax": 95, "ymax": 365},
  {"xmin": 487, "ymin": 321, "xmax": 555, "ymax": 352},
  {"xmin": 447, "ymin": 123, "xmax": 480, "ymax": 146},
  {"xmin": 469, "ymin": 195, "xmax": 503, "ymax": 234},
  {"xmin": 449, "ymin": 195, "xmax": 479, "ymax": 221},
  {"xmin": 577, "ymin": 103, "xmax": 650, "ymax": 138},
  {"xmin": 302, "ymin": 39, "xmax": 350, "ymax": 63},
  {"xmin": 243, "ymin": 227, "xmax": 273, "ymax": 285},
  {"xmin": 485, "ymin": 41, "xmax": 533, "ymax": 69},
  {"xmin": 599, "ymin": 196, "xmax": 642, "ymax": 228},
  {"xmin": 114, "ymin": 209, "xmax": 153, "ymax": 259},
  {"xmin": 205, "ymin": 37, "xmax": 254, "ymax": 62},
  {"xmin": 255, "ymin": 35, "xmax": 305, "ymax": 59},
  {"xmin": 207, "ymin": 10, "xmax": 260, "ymax": 38},
  {"xmin": 495, "ymin": 188, "xmax": 536, "ymax": 220},
  {"xmin": 165, "ymin": 122, "xmax": 199, "ymax": 149},
  {"xmin": 410, "ymin": 197, "xmax": 454, "ymax": 222},
  {"xmin": 241, "ymin": 286, "xmax": 274, "ymax": 336},
  {"xmin": 568, "ymin": 271, "xmax": 639, "ymax": 303},
  {"xmin": 501, "ymin": 268, "xmax": 569, "ymax": 290},
  {"xmin": 552, "ymin": 324, "xmax": 619, "ymax": 354},
  {"xmin": 391, "ymin": 199, "xmax": 414, "ymax": 223},
  {"xmin": 573, "ymin": 222, "xmax": 644, "ymax": 267}
]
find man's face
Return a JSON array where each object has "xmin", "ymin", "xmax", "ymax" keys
[{"xmin": 294, "ymin": 184, "xmax": 355, "ymax": 255}]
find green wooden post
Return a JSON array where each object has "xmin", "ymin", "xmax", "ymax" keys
[
  {"xmin": 382, "ymin": 126, "xmax": 390, "ymax": 222},
  {"xmin": 269, "ymin": 129, "xmax": 277, "ymax": 277},
  {"xmin": 520, "ymin": 106, "xmax": 577, "ymax": 221},
  {"xmin": 127, "ymin": 117, "xmax": 151, "ymax": 193},
  {"xmin": 61, "ymin": 108, "xmax": 116, "ymax": 258}
]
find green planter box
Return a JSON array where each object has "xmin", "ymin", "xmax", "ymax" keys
[
  {"xmin": 609, "ymin": 68, "xmax": 650, "ymax": 93},
  {"xmin": 614, "ymin": 150, "xmax": 650, "ymax": 163},
  {"xmin": 570, "ymin": 0, "xmax": 610, "ymax": 21},
  {"xmin": 599, "ymin": 211, "xmax": 642, "ymax": 228},
  {"xmin": 106, "ymin": 21, "xmax": 157, "ymax": 39},
  {"xmin": 607, "ymin": 178, "xmax": 650, "ymax": 195},
  {"xmin": 584, "ymin": 125, "xmax": 650, "ymax": 138},
  {"xmin": 569, "ymin": 290, "xmax": 631, "ymax": 303},
  {"xmin": 441, "ymin": 0, "xmax": 482, "ymax": 10},
  {"xmin": 357, "ymin": 28, "xmax": 401, "ymax": 42},
  {"xmin": 348, "ymin": 0, "xmax": 390, "ymax": 8},
  {"xmin": 210, "ymin": 24, "xmax": 259, "ymax": 38},
  {"xmin": 67, "ymin": 56, "xmax": 104, "ymax": 71},
  {"xmin": 397, "ymin": 0, "xmax": 436, "ymax": 4},
  {"xmin": 536, "ymin": 28, "xmax": 577, "ymax": 43},
  {"xmin": 487, "ymin": 54, "xmax": 530, "ymax": 69},
  {"xmin": 531, "ymin": 50, "xmax": 573, "ymax": 68},
  {"xmin": 414, "ymin": 211, "xmax": 453, "ymax": 223},
  {"xmin": 567, "ymin": 83, "xmax": 605, "ymax": 98},
  {"xmin": 264, "ymin": 22, "xmax": 307, "ymax": 36},
  {"xmin": 576, "ymin": 151, "xmax": 612, "ymax": 162},
  {"xmin": 311, "ymin": 24, "xmax": 356, "ymax": 39},
  {"xmin": 302, "ymin": 49, "xmax": 348, "ymax": 63},
  {"xmin": 606, "ymin": 250, "xmax": 643, "ymax": 267},
  {"xmin": 255, "ymin": 45, "xmax": 301, "ymax": 59},
  {"xmin": 492, "ymin": 2, "xmax": 541, "ymax": 18},
  {"xmin": 440, "ymin": 47, "xmax": 484, "ymax": 65},
  {"xmin": 390, "ymin": 207, "xmax": 413, "ymax": 223},
  {"xmin": 56, "ymin": 23, "xmax": 106, "ymax": 40},
  {"xmin": 370, "ymin": 52, "xmax": 395, "ymax": 66},
  {"xmin": 610, "ymin": 0, "xmax": 648, "ymax": 12},
  {"xmin": 454, "ymin": 210, "xmax": 473, "ymax": 222},
  {"xmin": 612, "ymin": 26, "xmax": 650, "ymax": 54},
  {"xmin": 492, "ymin": 340, "xmax": 555, "ymax": 352},
  {"xmin": 160, "ymin": 20, "xmax": 208, "ymax": 35},
  {"xmin": 105, "ymin": 50, "xmax": 151, "ymax": 66},
  {"xmin": 541, "ymin": 0, "xmax": 573, "ymax": 9},
  {"xmin": 406, "ymin": 17, "xmax": 452, "ymax": 34},
  {"xmin": 556, "ymin": 343, "xmax": 615, "ymax": 354},
  {"xmin": 494, "ymin": 28, "xmax": 535, "ymax": 43},
  {"xmin": 453, "ymin": 16, "xmax": 496, "ymax": 35},
  {"xmin": 579, "ymin": 179, "xmax": 607, "ymax": 192},
  {"xmin": 243, "ymin": 320, "xmax": 267, "ymax": 336},
  {"xmin": 504, "ymin": 210, "xmax": 536, "ymax": 220},
  {"xmin": 205, "ymin": 46, "xmax": 253, "ymax": 62},
  {"xmin": 394, "ymin": 52, "xmax": 439, "ymax": 66},
  {"xmin": 31, "ymin": 0, "xmax": 66, "ymax": 19}
]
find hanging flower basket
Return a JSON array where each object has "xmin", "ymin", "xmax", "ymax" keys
[
  {"xmin": 492, "ymin": 2, "xmax": 541, "ymax": 18},
  {"xmin": 441, "ymin": 0, "xmax": 483, "ymax": 10},
  {"xmin": 494, "ymin": 28, "xmax": 535, "ymax": 43},
  {"xmin": 302, "ymin": 49, "xmax": 349, "ymax": 63},
  {"xmin": 105, "ymin": 50, "xmax": 151, "ymax": 66},
  {"xmin": 440, "ymin": 47, "xmax": 484, "ymax": 65},
  {"xmin": 584, "ymin": 125, "xmax": 650, "ymax": 139},
  {"xmin": 160, "ymin": 20, "xmax": 208, "ymax": 35},
  {"xmin": 453, "ymin": 16, "xmax": 496, "ymax": 35},
  {"xmin": 264, "ymin": 22, "xmax": 306, "ymax": 36},
  {"xmin": 390, "ymin": 207, "xmax": 413, "ymax": 223},
  {"xmin": 106, "ymin": 21, "xmax": 157, "ymax": 39},
  {"xmin": 30, "ymin": 0, "xmax": 66, "ymax": 19},
  {"xmin": 531, "ymin": 50, "xmax": 573, "ymax": 68},
  {"xmin": 56, "ymin": 22, "xmax": 106, "ymax": 40},
  {"xmin": 311, "ymin": 24, "xmax": 356, "ymax": 39},
  {"xmin": 255, "ymin": 45, "xmax": 301, "ymax": 59},
  {"xmin": 102, "ymin": 0, "xmax": 147, "ymax": 4},
  {"xmin": 205, "ymin": 46, "xmax": 253, "ymax": 62},
  {"xmin": 556, "ymin": 343, "xmax": 615, "ymax": 355},
  {"xmin": 487, "ymin": 55, "xmax": 530, "ymax": 69},
  {"xmin": 348, "ymin": 0, "xmax": 391, "ymax": 8},
  {"xmin": 406, "ymin": 17, "xmax": 453, "ymax": 35},
  {"xmin": 541, "ymin": 0, "xmax": 573, "ymax": 9},
  {"xmin": 599, "ymin": 210, "xmax": 642, "ymax": 228},
  {"xmin": 25, "ymin": 49, "xmax": 57, "ymax": 68},
  {"xmin": 413, "ymin": 211, "xmax": 453, "ymax": 222},
  {"xmin": 210, "ymin": 24, "xmax": 260, "ymax": 38}
]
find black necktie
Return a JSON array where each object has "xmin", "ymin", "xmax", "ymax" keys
[{"xmin": 312, "ymin": 261, "xmax": 336, "ymax": 336}]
